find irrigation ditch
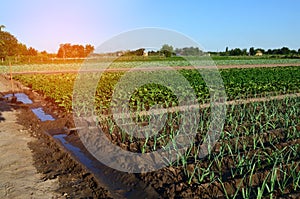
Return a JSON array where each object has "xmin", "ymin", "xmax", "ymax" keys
[{"xmin": 0, "ymin": 75, "xmax": 160, "ymax": 198}]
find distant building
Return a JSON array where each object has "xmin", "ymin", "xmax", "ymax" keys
[
  {"xmin": 255, "ymin": 50, "xmax": 263, "ymax": 56},
  {"xmin": 143, "ymin": 51, "xmax": 148, "ymax": 57}
]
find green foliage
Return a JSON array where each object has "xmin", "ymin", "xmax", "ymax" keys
[
  {"xmin": 27, "ymin": 47, "xmax": 38, "ymax": 56},
  {"xmin": 220, "ymin": 66, "xmax": 300, "ymax": 99},
  {"xmin": 13, "ymin": 65, "xmax": 300, "ymax": 113},
  {"xmin": 220, "ymin": 48, "xmax": 248, "ymax": 56},
  {"xmin": 123, "ymin": 48, "xmax": 145, "ymax": 56},
  {"xmin": 218, "ymin": 46, "xmax": 300, "ymax": 57},
  {"xmin": 249, "ymin": 47, "xmax": 255, "ymax": 56},
  {"xmin": 57, "ymin": 43, "xmax": 95, "ymax": 58},
  {"xmin": 160, "ymin": 44, "xmax": 174, "ymax": 57},
  {"xmin": 0, "ymin": 27, "xmax": 39, "ymax": 59},
  {"xmin": 175, "ymin": 47, "xmax": 204, "ymax": 56},
  {"xmin": 14, "ymin": 74, "xmax": 75, "ymax": 112},
  {"xmin": 0, "ymin": 30, "xmax": 19, "ymax": 57}
]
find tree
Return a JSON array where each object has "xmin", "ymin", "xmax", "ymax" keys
[
  {"xmin": 249, "ymin": 47, "xmax": 255, "ymax": 56},
  {"xmin": 123, "ymin": 48, "xmax": 145, "ymax": 56},
  {"xmin": 135, "ymin": 48, "xmax": 145, "ymax": 56},
  {"xmin": 41, "ymin": 50, "xmax": 48, "ymax": 55},
  {"xmin": 0, "ymin": 27, "xmax": 36, "ymax": 58},
  {"xmin": 84, "ymin": 44, "xmax": 95, "ymax": 56},
  {"xmin": 160, "ymin": 44, "xmax": 174, "ymax": 57},
  {"xmin": 17, "ymin": 43, "xmax": 28, "ymax": 55},
  {"xmin": 266, "ymin": 49, "xmax": 273, "ymax": 55},
  {"xmin": 281, "ymin": 47, "xmax": 290, "ymax": 55},
  {"xmin": 57, "ymin": 44, "xmax": 65, "ymax": 58},
  {"xmin": 71, "ymin": 45, "xmax": 85, "ymax": 57},
  {"xmin": 57, "ymin": 43, "xmax": 95, "ymax": 58},
  {"xmin": 175, "ymin": 47, "xmax": 204, "ymax": 56},
  {"xmin": 229, "ymin": 48, "xmax": 242, "ymax": 56},
  {"xmin": 27, "ymin": 47, "xmax": 38, "ymax": 56},
  {"xmin": 148, "ymin": 50, "xmax": 160, "ymax": 56},
  {"xmin": 242, "ymin": 48, "xmax": 247, "ymax": 56},
  {"xmin": 57, "ymin": 43, "xmax": 71, "ymax": 58},
  {"xmin": 0, "ymin": 30, "xmax": 19, "ymax": 57},
  {"xmin": 220, "ymin": 46, "xmax": 231, "ymax": 56}
]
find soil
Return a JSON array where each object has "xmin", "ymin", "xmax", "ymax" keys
[
  {"xmin": 1, "ymin": 71, "xmax": 300, "ymax": 199},
  {"xmin": 0, "ymin": 75, "xmax": 111, "ymax": 199},
  {"xmin": 0, "ymin": 78, "xmax": 61, "ymax": 198},
  {"xmin": 0, "ymin": 101, "xmax": 61, "ymax": 198}
]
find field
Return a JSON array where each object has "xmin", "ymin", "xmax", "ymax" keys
[
  {"xmin": 8, "ymin": 59, "xmax": 300, "ymax": 198},
  {"xmin": 1, "ymin": 56, "xmax": 300, "ymax": 73}
]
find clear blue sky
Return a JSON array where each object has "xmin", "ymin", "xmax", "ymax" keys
[{"xmin": 1, "ymin": 0, "xmax": 300, "ymax": 53}]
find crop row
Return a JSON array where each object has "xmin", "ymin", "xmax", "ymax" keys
[
  {"xmin": 136, "ymin": 96, "xmax": 300, "ymax": 198},
  {"xmin": 1, "ymin": 57, "xmax": 300, "ymax": 73},
  {"xmin": 13, "ymin": 66, "xmax": 300, "ymax": 113}
]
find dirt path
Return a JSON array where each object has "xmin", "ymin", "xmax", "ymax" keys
[{"xmin": 0, "ymin": 78, "xmax": 61, "ymax": 198}]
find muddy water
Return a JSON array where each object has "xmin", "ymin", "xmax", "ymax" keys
[
  {"xmin": 31, "ymin": 107, "xmax": 55, "ymax": 122},
  {"xmin": 54, "ymin": 134, "xmax": 95, "ymax": 169},
  {"xmin": 53, "ymin": 133, "xmax": 159, "ymax": 199},
  {"xmin": 3, "ymin": 93, "xmax": 33, "ymax": 104},
  {"xmin": 4, "ymin": 93, "xmax": 55, "ymax": 122}
]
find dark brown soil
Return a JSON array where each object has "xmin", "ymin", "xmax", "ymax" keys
[
  {"xmin": 0, "ymin": 75, "xmax": 112, "ymax": 198},
  {"xmin": 11, "ymin": 102, "xmax": 111, "ymax": 198}
]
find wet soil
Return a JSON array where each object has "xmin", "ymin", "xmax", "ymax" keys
[
  {"xmin": 19, "ymin": 108, "xmax": 111, "ymax": 199},
  {"xmin": 0, "ymin": 76, "xmax": 112, "ymax": 198}
]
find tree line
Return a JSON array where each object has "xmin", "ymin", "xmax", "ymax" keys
[
  {"xmin": 1, "ymin": 24, "xmax": 300, "ymax": 61},
  {"xmin": 217, "ymin": 46, "xmax": 300, "ymax": 56},
  {"xmin": 153, "ymin": 45, "xmax": 300, "ymax": 57},
  {"xmin": 95, "ymin": 44, "xmax": 300, "ymax": 58},
  {"xmin": 116, "ymin": 45, "xmax": 205, "ymax": 57},
  {"xmin": 57, "ymin": 43, "xmax": 94, "ymax": 58},
  {"xmin": 157, "ymin": 45, "xmax": 205, "ymax": 57},
  {"xmin": 0, "ymin": 25, "xmax": 95, "ymax": 61},
  {"xmin": 0, "ymin": 25, "xmax": 38, "ymax": 59}
]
